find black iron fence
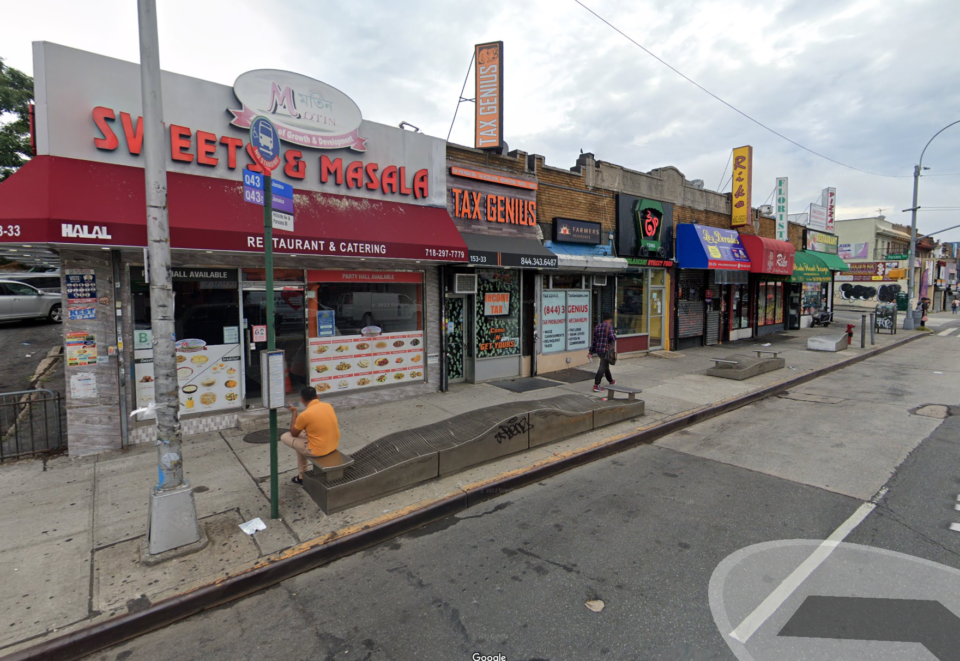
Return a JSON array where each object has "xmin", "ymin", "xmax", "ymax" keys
[{"xmin": 0, "ymin": 389, "xmax": 64, "ymax": 462}]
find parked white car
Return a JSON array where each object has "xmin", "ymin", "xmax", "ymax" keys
[{"xmin": 0, "ymin": 280, "xmax": 62, "ymax": 323}]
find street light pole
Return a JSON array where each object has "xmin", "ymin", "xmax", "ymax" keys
[
  {"xmin": 902, "ymin": 119, "xmax": 960, "ymax": 330},
  {"xmin": 139, "ymin": 0, "xmax": 202, "ymax": 556}
]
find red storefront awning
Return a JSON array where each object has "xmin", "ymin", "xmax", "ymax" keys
[
  {"xmin": 0, "ymin": 156, "xmax": 467, "ymax": 262},
  {"xmin": 740, "ymin": 235, "xmax": 796, "ymax": 276}
]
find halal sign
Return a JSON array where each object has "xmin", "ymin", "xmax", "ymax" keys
[
  {"xmin": 634, "ymin": 199, "xmax": 666, "ymax": 258},
  {"xmin": 229, "ymin": 70, "xmax": 367, "ymax": 151}
]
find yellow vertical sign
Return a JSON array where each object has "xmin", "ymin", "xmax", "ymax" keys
[{"xmin": 731, "ymin": 145, "xmax": 753, "ymax": 227}]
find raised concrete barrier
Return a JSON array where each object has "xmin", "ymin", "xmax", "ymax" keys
[
  {"xmin": 302, "ymin": 394, "xmax": 644, "ymax": 513},
  {"xmin": 807, "ymin": 333, "xmax": 849, "ymax": 352},
  {"xmin": 706, "ymin": 355, "xmax": 785, "ymax": 380}
]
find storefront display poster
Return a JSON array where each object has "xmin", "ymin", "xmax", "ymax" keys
[
  {"xmin": 565, "ymin": 291, "xmax": 591, "ymax": 351},
  {"xmin": 70, "ymin": 372, "xmax": 97, "ymax": 399},
  {"xmin": 134, "ymin": 342, "xmax": 244, "ymax": 419},
  {"xmin": 308, "ymin": 331, "xmax": 425, "ymax": 394},
  {"xmin": 68, "ymin": 306, "xmax": 96, "ymax": 321},
  {"xmin": 541, "ymin": 291, "xmax": 566, "ymax": 354},
  {"xmin": 317, "ymin": 310, "xmax": 336, "ymax": 337},
  {"xmin": 66, "ymin": 331, "xmax": 97, "ymax": 367},
  {"xmin": 65, "ymin": 269, "xmax": 97, "ymax": 304}
]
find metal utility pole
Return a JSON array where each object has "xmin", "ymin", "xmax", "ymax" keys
[
  {"xmin": 139, "ymin": 0, "xmax": 202, "ymax": 556},
  {"xmin": 903, "ymin": 119, "xmax": 960, "ymax": 330}
]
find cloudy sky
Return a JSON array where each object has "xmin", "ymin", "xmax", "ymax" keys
[{"xmin": 5, "ymin": 0, "xmax": 960, "ymax": 238}]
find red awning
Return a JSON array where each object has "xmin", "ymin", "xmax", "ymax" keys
[
  {"xmin": 740, "ymin": 235, "xmax": 796, "ymax": 275},
  {"xmin": 0, "ymin": 156, "xmax": 467, "ymax": 262}
]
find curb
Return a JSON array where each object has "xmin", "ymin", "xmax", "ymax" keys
[{"xmin": 1, "ymin": 332, "xmax": 927, "ymax": 661}]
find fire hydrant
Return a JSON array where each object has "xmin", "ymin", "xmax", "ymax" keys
[{"xmin": 846, "ymin": 323, "xmax": 855, "ymax": 345}]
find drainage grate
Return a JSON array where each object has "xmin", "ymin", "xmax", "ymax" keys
[{"xmin": 243, "ymin": 429, "xmax": 273, "ymax": 444}]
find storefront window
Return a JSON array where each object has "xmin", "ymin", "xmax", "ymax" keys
[
  {"xmin": 802, "ymin": 283, "xmax": 827, "ymax": 314},
  {"xmin": 477, "ymin": 270, "xmax": 521, "ymax": 359},
  {"xmin": 758, "ymin": 281, "xmax": 784, "ymax": 326},
  {"xmin": 541, "ymin": 289, "xmax": 591, "ymax": 354},
  {"xmin": 306, "ymin": 271, "xmax": 425, "ymax": 395},
  {"xmin": 616, "ymin": 274, "xmax": 647, "ymax": 336},
  {"xmin": 131, "ymin": 267, "xmax": 242, "ymax": 417}
]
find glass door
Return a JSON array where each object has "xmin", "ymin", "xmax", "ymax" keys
[
  {"xmin": 242, "ymin": 286, "xmax": 306, "ymax": 406},
  {"xmin": 648, "ymin": 270, "xmax": 666, "ymax": 350},
  {"xmin": 444, "ymin": 296, "xmax": 465, "ymax": 382}
]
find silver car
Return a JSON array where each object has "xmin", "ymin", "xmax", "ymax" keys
[{"xmin": 0, "ymin": 280, "xmax": 62, "ymax": 323}]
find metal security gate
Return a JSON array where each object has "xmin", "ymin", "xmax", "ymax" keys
[
  {"xmin": 0, "ymin": 389, "xmax": 64, "ymax": 462},
  {"xmin": 677, "ymin": 269, "xmax": 706, "ymax": 349}
]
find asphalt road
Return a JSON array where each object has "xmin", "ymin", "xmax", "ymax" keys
[
  {"xmin": 85, "ymin": 337, "xmax": 960, "ymax": 661},
  {"xmin": 0, "ymin": 318, "xmax": 62, "ymax": 395}
]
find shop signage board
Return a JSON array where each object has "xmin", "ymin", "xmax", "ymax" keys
[
  {"xmin": 805, "ymin": 229, "xmax": 839, "ymax": 254},
  {"xmin": 565, "ymin": 290, "xmax": 591, "ymax": 351},
  {"xmin": 840, "ymin": 243, "xmax": 870, "ymax": 259},
  {"xmin": 626, "ymin": 257, "xmax": 674, "ymax": 268},
  {"xmin": 308, "ymin": 331, "xmax": 425, "ymax": 394},
  {"xmin": 731, "ymin": 146, "xmax": 753, "ymax": 227},
  {"xmin": 836, "ymin": 261, "xmax": 902, "ymax": 282},
  {"xmin": 554, "ymin": 218, "xmax": 601, "ymax": 245},
  {"xmin": 541, "ymin": 291, "xmax": 566, "ymax": 353},
  {"xmin": 822, "ymin": 187, "xmax": 837, "ymax": 232},
  {"xmin": 676, "ymin": 224, "xmax": 752, "ymax": 270},
  {"xmin": 616, "ymin": 195, "xmax": 675, "ymax": 260},
  {"xmin": 808, "ymin": 204, "xmax": 828, "ymax": 231},
  {"xmin": 775, "ymin": 177, "xmax": 788, "ymax": 242},
  {"xmin": 65, "ymin": 269, "xmax": 97, "ymax": 304},
  {"xmin": 474, "ymin": 42, "xmax": 504, "ymax": 150},
  {"xmin": 450, "ymin": 166, "xmax": 536, "ymax": 190},
  {"xmin": 34, "ymin": 43, "xmax": 447, "ymax": 207}
]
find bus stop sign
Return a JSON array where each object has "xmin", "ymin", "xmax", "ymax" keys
[{"xmin": 249, "ymin": 116, "xmax": 281, "ymax": 173}]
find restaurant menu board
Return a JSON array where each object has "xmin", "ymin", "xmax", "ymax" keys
[
  {"xmin": 541, "ymin": 291, "xmax": 567, "ymax": 354},
  {"xmin": 66, "ymin": 331, "xmax": 97, "ymax": 366},
  {"xmin": 134, "ymin": 342, "xmax": 244, "ymax": 419},
  {"xmin": 308, "ymin": 331, "xmax": 425, "ymax": 394},
  {"xmin": 65, "ymin": 269, "xmax": 96, "ymax": 304},
  {"xmin": 565, "ymin": 291, "xmax": 591, "ymax": 351}
]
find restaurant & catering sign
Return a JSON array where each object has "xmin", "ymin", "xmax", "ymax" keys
[
  {"xmin": 805, "ymin": 229, "xmax": 839, "ymax": 254},
  {"xmin": 616, "ymin": 195, "xmax": 674, "ymax": 261}
]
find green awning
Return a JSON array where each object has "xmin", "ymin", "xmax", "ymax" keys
[
  {"xmin": 812, "ymin": 251, "xmax": 850, "ymax": 272},
  {"xmin": 789, "ymin": 251, "xmax": 832, "ymax": 283}
]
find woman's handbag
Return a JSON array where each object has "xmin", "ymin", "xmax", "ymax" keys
[{"xmin": 605, "ymin": 342, "xmax": 617, "ymax": 365}]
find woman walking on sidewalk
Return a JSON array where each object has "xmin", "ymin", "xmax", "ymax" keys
[{"xmin": 589, "ymin": 312, "xmax": 617, "ymax": 392}]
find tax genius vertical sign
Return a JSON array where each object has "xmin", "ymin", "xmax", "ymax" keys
[{"xmin": 474, "ymin": 42, "xmax": 504, "ymax": 151}]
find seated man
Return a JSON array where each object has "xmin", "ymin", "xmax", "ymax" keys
[{"xmin": 281, "ymin": 386, "xmax": 341, "ymax": 485}]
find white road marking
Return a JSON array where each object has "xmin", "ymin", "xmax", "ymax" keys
[
  {"xmin": 950, "ymin": 523, "xmax": 960, "ymax": 533},
  {"xmin": 937, "ymin": 328, "xmax": 957, "ymax": 336},
  {"xmin": 728, "ymin": 501, "xmax": 876, "ymax": 644}
]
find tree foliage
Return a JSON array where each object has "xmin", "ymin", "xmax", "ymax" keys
[{"xmin": 0, "ymin": 57, "xmax": 34, "ymax": 182}]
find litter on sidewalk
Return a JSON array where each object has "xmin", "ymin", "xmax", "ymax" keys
[{"xmin": 239, "ymin": 518, "xmax": 267, "ymax": 535}]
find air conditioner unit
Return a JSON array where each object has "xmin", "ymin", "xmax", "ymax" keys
[
  {"xmin": 592, "ymin": 275, "xmax": 608, "ymax": 287},
  {"xmin": 454, "ymin": 273, "xmax": 477, "ymax": 294}
]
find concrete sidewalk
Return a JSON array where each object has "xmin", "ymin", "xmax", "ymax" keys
[{"xmin": 0, "ymin": 324, "xmax": 927, "ymax": 656}]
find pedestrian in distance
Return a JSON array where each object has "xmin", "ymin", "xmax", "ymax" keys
[
  {"xmin": 919, "ymin": 297, "xmax": 930, "ymax": 328},
  {"xmin": 588, "ymin": 312, "xmax": 617, "ymax": 393},
  {"xmin": 281, "ymin": 386, "xmax": 341, "ymax": 485},
  {"xmin": 952, "ymin": 298, "xmax": 958, "ymax": 315}
]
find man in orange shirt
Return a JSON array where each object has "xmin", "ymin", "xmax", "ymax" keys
[{"xmin": 281, "ymin": 386, "xmax": 341, "ymax": 485}]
